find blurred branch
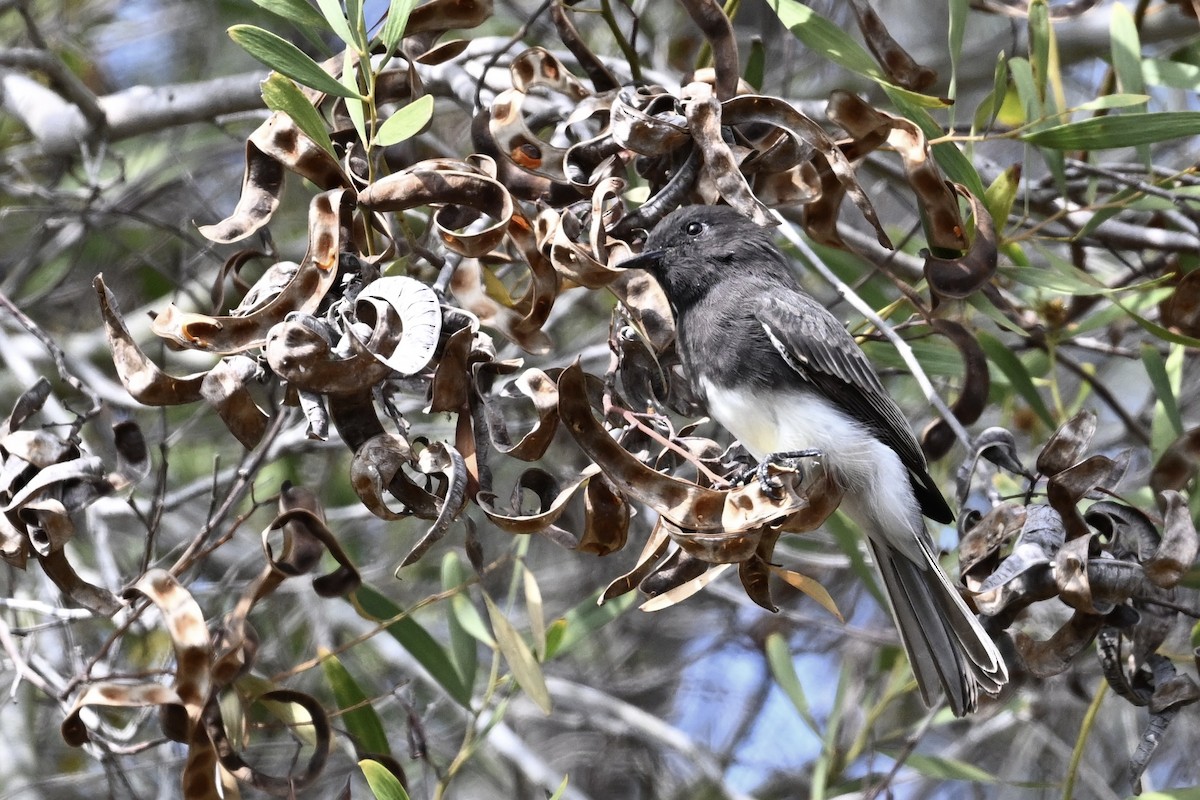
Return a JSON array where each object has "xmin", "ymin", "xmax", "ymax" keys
[
  {"xmin": 0, "ymin": 69, "xmax": 269, "ymax": 156},
  {"xmin": 0, "ymin": 48, "xmax": 105, "ymax": 133},
  {"xmin": 542, "ymin": 676, "xmax": 759, "ymax": 800}
]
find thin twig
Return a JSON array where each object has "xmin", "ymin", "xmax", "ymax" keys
[
  {"xmin": 773, "ymin": 217, "xmax": 974, "ymax": 453},
  {"xmin": 0, "ymin": 288, "xmax": 102, "ymax": 425},
  {"xmin": 864, "ymin": 701, "xmax": 940, "ymax": 799}
]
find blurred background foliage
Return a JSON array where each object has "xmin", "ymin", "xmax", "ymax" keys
[{"xmin": 2, "ymin": 1, "xmax": 1200, "ymax": 799}]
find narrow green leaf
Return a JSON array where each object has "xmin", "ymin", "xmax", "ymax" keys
[
  {"xmin": 1028, "ymin": 1, "xmax": 1050, "ymax": 101},
  {"xmin": 229, "ymin": 25, "xmax": 360, "ymax": 98},
  {"xmin": 1074, "ymin": 184, "xmax": 1137, "ymax": 240},
  {"xmin": 522, "ymin": 567, "xmax": 546, "ymax": 659},
  {"xmin": 771, "ymin": 0, "xmax": 950, "ymax": 109},
  {"xmin": 983, "ymin": 164, "xmax": 1020, "ymax": 234},
  {"xmin": 314, "ymin": 0, "xmax": 359, "ymax": 50},
  {"xmin": 1000, "ymin": 264, "xmax": 1104, "ymax": 295},
  {"xmin": 360, "ymin": 759, "xmax": 411, "ymax": 800},
  {"xmin": 827, "ymin": 512, "xmax": 886, "ymax": 607},
  {"xmin": 977, "ymin": 330, "xmax": 1055, "ymax": 428},
  {"xmin": 341, "ymin": 48, "xmax": 369, "ymax": 146},
  {"xmin": 547, "ymin": 776, "xmax": 570, "ymax": 800},
  {"xmin": 1021, "ymin": 112, "xmax": 1200, "ymax": 150},
  {"xmin": 898, "ymin": 753, "xmax": 999, "ymax": 783},
  {"xmin": 989, "ymin": 50, "xmax": 1009, "ymax": 120},
  {"xmin": 745, "ymin": 36, "xmax": 765, "ymax": 91},
  {"xmin": 374, "ymin": 94, "xmax": 434, "ymax": 147},
  {"xmin": 345, "ymin": 0, "xmax": 367, "ymax": 51},
  {"xmin": 451, "ymin": 591, "xmax": 495, "ymax": 647},
  {"xmin": 258, "ymin": 695, "xmax": 318, "ymax": 746},
  {"xmin": 352, "ymin": 585, "xmax": 472, "ymax": 706},
  {"xmin": 1110, "ymin": 4, "xmax": 1146, "ymax": 98},
  {"xmin": 769, "ymin": 0, "xmax": 880, "ymax": 78},
  {"xmin": 812, "ymin": 664, "xmax": 851, "ymax": 800},
  {"xmin": 1122, "ymin": 185, "xmax": 1200, "ymax": 213},
  {"xmin": 765, "ymin": 632, "xmax": 818, "ymax": 734},
  {"xmin": 320, "ymin": 649, "xmax": 390, "ymax": 756},
  {"xmin": 947, "ymin": 0, "xmax": 969, "ymax": 104},
  {"xmin": 1143, "ymin": 344, "xmax": 1184, "ymax": 457},
  {"xmin": 380, "ymin": 0, "xmax": 419, "ymax": 54},
  {"xmin": 1008, "ymin": 57, "xmax": 1043, "ymax": 126},
  {"xmin": 1141, "ymin": 57, "xmax": 1200, "ymax": 90},
  {"xmin": 260, "ymin": 73, "xmax": 336, "ymax": 158},
  {"xmin": 1136, "ymin": 790, "xmax": 1200, "ymax": 800},
  {"xmin": 1111, "ymin": 290, "xmax": 1200, "ymax": 348},
  {"xmin": 483, "ymin": 594, "xmax": 552, "ymax": 714},
  {"xmin": 440, "ymin": 553, "xmax": 479, "ymax": 692},
  {"xmin": 1074, "ymin": 93, "xmax": 1151, "ymax": 112},
  {"xmin": 252, "ymin": 0, "xmax": 331, "ymax": 33},
  {"xmin": 544, "ymin": 590, "xmax": 635, "ymax": 660},
  {"xmin": 863, "ymin": 335, "xmax": 966, "ymax": 379}
]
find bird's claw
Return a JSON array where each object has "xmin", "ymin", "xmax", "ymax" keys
[
  {"xmin": 749, "ymin": 449, "xmax": 822, "ymax": 499},
  {"xmin": 731, "ymin": 449, "xmax": 822, "ymax": 498}
]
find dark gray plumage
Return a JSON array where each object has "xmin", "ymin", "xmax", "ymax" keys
[{"xmin": 625, "ymin": 205, "xmax": 1007, "ymax": 715}]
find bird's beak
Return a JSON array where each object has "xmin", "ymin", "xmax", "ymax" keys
[{"xmin": 618, "ymin": 248, "xmax": 666, "ymax": 274}]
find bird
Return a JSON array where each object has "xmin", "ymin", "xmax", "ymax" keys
[{"xmin": 622, "ymin": 204, "xmax": 1008, "ymax": 716}]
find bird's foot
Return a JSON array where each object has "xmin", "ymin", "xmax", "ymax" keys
[{"xmin": 735, "ymin": 449, "xmax": 822, "ymax": 498}]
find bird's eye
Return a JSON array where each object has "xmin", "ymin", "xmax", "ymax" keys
[{"xmin": 685, "ymin": 221, "xmax": 704, "ymax": 236}]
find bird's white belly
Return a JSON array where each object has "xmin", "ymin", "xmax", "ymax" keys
[{"xmin": 701, "ymin": 380, "xmax": 882, "ymax": 489}]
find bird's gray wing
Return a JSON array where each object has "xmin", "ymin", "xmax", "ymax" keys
[{"xmin": 754, "ymin": 291, "xmax": 953, "ymax": 523}]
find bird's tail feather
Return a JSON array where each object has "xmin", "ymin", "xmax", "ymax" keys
[{"xmin": 868, "ymin": 535, "xmax": 1008, "ymax": 716}]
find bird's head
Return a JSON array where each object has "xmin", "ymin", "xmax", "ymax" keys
[{"xmin": 621, "ymin": 205, "xmax": 780, "ymax": 310}]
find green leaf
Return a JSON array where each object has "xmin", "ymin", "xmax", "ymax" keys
[
  {"xmin": 440, "ymin": 553, "xmax": 479, "ymax": 692},
  {"xmin": 769, "ymin": 0, "xmax": 949, "ymax": 108},
  {"xmin": 745, "ymin": 36, "xmax": 765, "ymax": 91},
  {"xmin": 360, "ymin": 759, "xmax": 411, "ymax": 800},
  {"xmin": 320, "ymin": 649, "xmax": 390, "ymax": 756},
  {"xmin": 314, "ymin": 0, "xmax": 359, "ymax": 50},
  {"xmin": 260, "ymin": 73, "xmax": 336, "ymax": 158},
  {"xmin": 1112, "ymin": 289, "xmax": 1200, "ymax": 348},
  {"xmin": 351, "ymin": 585, "xmax": 472, "ymax": 706},
  {"xmin": 345, "ymin": 0, "xmax": 367, "ymax": 51},
  {"xmin": 765, "ymin": 632, "xmax": 818, "ymax": 734},
  {"xmin": 983, "ymin": 164, "xmax": 1020, "ymax": 234},
  {"xmin": 251, "ymin": 0, "xmax": 331, "ymax": 33},
  {"xmin": 1021, "ymin": 112, "xmax": 1200, "ymax": 150},
  {"xmin": 1143, "ymin": 344, "xmax": 1184, "ymax": 456},
  {"xmin": 1110, "ymin": 3, "xmax": 1146, "ymax": 98},
  {"xmin": 827, "ymin": 512, "xmax": 885, "ymax": 607},
  {"xmin": 899, "ymin": 753, "xmax": 999, "ymax": 783},
  {"xmin": 971, "ymin": 51, "xmax": 1009, "ymax": 133},
  {"xmin": 977, "ymin": 330, "xmax": 1055, "ymax": 428},
  {"xmin": 374, "ymin": 94, "xmax": 434, "ymax": 147},
  {"xmin": 769, "ymin": 0, "xmax": 880, "ymax": 78},
  {"xmin": 522, "ymin": 566, "xmax": 546, "ymax": 658},
  {"xmin": 1028, "ymin": 0, "xmax": 1050, "ymax": 101},
  {"xmin": 999, "ymin": 250, "xmax": 1170, "ymax": 296},
  {"xmin": 543, "ymin": 590, "xmax": 635, "ymax": 660},
  {"xmin": 380, "ymin": 0, "xmax": 419, "ymax": 55},
  {"xmin": 341, "ymin": 48, "xmax": 369, "ymax": 146},
  {"xmin": 483, "ymin": 594, "xmax": 552, "ymax": 714},
  {"xmin": 228, "ymin": 25, "xmax": 360, "ymax": 98},
  {"xmin": 1008, "ymin": 57, "xmax": 1043, "ymax": 127},
  {"xmin": 1072, "ymin": 93, "xmax": 1151, "ymax": 112},
  {"xmin": 1142, "ymin": 57, "xmax": 1200, "ymax": 90},
  {"xmin": 1135, "ymin": 790, "xmax": 1200, "ymax": 800},
  {"xmin": 947, "ymin": 0, "xmax": 969, "ymax": 104},
  {"xmin": 547, "ymin": 776, "xmax": 570, "ymax": 800}
]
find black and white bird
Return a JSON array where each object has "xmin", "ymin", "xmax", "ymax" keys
[{"xmin": 624, "ymin": 204, "xmax": 1008, "ymax": 715}]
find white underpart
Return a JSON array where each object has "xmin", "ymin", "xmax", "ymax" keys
[{"xmin": 702, "ymin": 380, "xmax": 926, "ymax": 563}]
